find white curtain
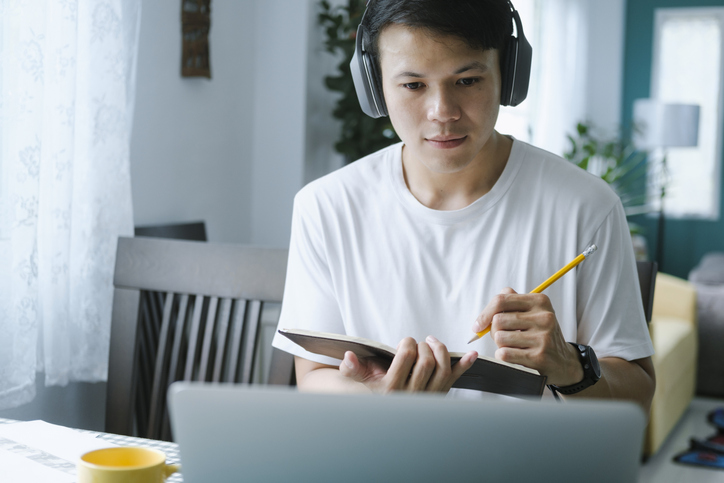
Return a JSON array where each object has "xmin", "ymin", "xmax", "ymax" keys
[
  {"xmin": 0, "ymin": 0, "xmax": 140, "ymax": 409},
  {"xmin": 495, "ymin": 0, "xmax": 587, "ymax": 155},
  {"xmin": 528, "ymin": 0, "xmax": 587, "ymax": 156}
]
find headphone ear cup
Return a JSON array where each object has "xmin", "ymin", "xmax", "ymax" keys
[
  {"xmin": 350, "ymin": 24, "xmax": 388, "ymax": 118},
  {"xmin": 500, "ymin": 36, "xmax": 517, "ymax": 107},
  {"xmin": 365, "ymin": 53, "xmax": 388, "ymax": 117}
]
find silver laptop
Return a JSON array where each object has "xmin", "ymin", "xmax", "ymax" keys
[{"xmin": 168, "ymin": 382, "xmax": 645, "ymax": 483}]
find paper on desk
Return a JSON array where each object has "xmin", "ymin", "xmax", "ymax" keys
[
  {"xmin": 0, "ymin": 420, "xmax": 115, "ymax": 464},
  {"xmin": 0, "ymin": 449, "xmax": 75, "ymax": 483}
]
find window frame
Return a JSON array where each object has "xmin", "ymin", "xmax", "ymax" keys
[{"xmin": 650, "ymin": 7, "xmax": 724, "ymax": 220}]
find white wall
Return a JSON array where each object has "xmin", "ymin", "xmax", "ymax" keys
[
  {"xmin": 131, "ymin": 0, "xmax": 340, "ymax": 248},
  {"xmin": 249, "ymin": 0, "xmax": 310, "ymax": 247},
  {"xmin": 583, "ymin": 0, "xmax": 626, "ymax": 134},
  {"xmin": 130, "ymin": 0, "xmax": 255, "ymax": 243}
]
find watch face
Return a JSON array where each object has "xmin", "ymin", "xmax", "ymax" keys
[{"xmin": 587, "ymin": 345, "xmax": 602, "ymax": 379}]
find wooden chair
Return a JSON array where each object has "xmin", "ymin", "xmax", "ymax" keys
[
  {"xmin": 134, "ymin": 221, "xmax": 208, "ymax": 241},
  {"xmin": 636, "ymin": 261, "xmax": 658, "ymax": 323},
  {"xmin": 134, "ymin": 221, "xmax": 209, "ymax": 389},
  {"xmin": 106, "ymin": 236, "xmax": 295, "ymax": 441}
]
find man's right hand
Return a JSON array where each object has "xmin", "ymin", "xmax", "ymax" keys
[{"xmin": 338, "ymin": 336, "xmax": 477, "ymax": 393}]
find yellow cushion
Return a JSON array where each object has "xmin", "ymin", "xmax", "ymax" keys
[
  {"xmin": 652, "ymin": 274, "xmax": 697, "ymax": 326},
  {"xmin": 646, "ymin": 317, "xmax": 698, "ymax": 456}
]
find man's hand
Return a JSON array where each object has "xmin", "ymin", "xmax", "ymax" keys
[
  {"xmin": 472, "ymin": 287, "xmax": 583, "ymax": 387},
  {"xmin": 339, "ymin": 336, "xmax": 478, "ymax": 393}
]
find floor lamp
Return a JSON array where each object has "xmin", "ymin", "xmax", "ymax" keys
[{"xmin": 633, "ymin": 100, "xmax": 700, "ymax": 272}]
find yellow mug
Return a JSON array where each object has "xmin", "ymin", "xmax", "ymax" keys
[{"xmin": 78, "ymin": 446, "xmax": 180, "ymax": 483}]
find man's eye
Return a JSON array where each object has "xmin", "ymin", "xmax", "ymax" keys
[
  {"xmin": 458, "ymin": 77, "xmax": 480, "ymax": 86},
  {"xmin": 403, "ymin": 82, "xmax": 423, "ymax": 90}
]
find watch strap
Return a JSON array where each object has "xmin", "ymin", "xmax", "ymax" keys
[{"xmin": 547, "ymin": 343, "xmax": 600, "ymax": 399}]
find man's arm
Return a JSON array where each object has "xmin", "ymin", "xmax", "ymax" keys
[
  {"xmin": 295, "ymin": 336, "xmax": 478, "ymax": 394},
  {"xmin": 566, "ymin": 356, "xmax": 655, "ymax": 412}
]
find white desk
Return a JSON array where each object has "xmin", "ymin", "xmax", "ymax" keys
[{"xmin": 0, "ymin": 418, "xmax": 182, "ymax": 482}]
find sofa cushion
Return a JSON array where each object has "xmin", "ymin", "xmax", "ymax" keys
[
  {"xmin": 689, "ymin": 252, "xmax": 724, "ymax": 285},
  {"xmin": 647, "ymin": 316, "xmax": 698, "ymax": 455},
  {"xmin": 691, "ymin": 283, "xmax": 724, "ymax": 397}
]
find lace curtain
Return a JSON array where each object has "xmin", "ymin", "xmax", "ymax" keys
[
  {"xmin": 496, "ymin": 0, "xmax": 587, "ymax": 156},
  {"xmin": 0, "ymin": 0, "xmax": 140, "ymax": 409},
  {"xmin": 529, "ymin": 0, "xmax": 587, "ymax": 156}
]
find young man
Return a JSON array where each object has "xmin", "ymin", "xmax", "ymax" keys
[{"xmin": 272, "ymin": 0, "xmax": 655, "ymax": 410}]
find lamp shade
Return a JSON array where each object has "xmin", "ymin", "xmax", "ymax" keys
[{"xmin": 632, "ymin": 99, "xmax": 700, "ymax": 149}]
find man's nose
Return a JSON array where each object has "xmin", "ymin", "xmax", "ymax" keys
[{"xmin": 427, "ymin": 86, "xmax": 461, "ymax": 123}]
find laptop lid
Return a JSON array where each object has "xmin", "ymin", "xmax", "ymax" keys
[{"xmin": 168, "ymin": 382, "xmax": 645, "ymax": 483}]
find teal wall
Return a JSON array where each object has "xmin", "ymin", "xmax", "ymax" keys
[{"xmin": 623, "ymin": 0, "xmax": 724, "ymax": 278}]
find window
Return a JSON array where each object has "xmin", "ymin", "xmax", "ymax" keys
[{"xmin": 650, "ymin": 8, "xmax": 724, "ymax": 219}]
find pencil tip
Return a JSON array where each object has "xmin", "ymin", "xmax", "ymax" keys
[{"xmin": 467, "ymin": 334, "xmax": 480, "ymax": 344}]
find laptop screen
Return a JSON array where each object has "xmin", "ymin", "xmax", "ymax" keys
[{"xmin": 168, "ymin": 382, "xmax": 645, "ymax": 483}]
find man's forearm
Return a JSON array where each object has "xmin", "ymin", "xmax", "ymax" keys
[
  {"xmin": 565, "ymin": 357, "xmax": 656, "ymax": 414},
  {"xmin": 298, "ymin": 367, "xmax": 372, "ymax": 394}
]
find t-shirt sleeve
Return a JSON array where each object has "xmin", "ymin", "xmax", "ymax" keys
[
  {"xmin": 271, "ymin": 191, "xmax": 345, "ymax": 366},
  {"xmin": 575, "ymin": 201, "xmax": 655, "ymax": 361}
]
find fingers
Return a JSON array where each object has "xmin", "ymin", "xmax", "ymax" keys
[
  {"xmin": 494, "ymin": 346, "xmax": 530, "ymax": 367},
  {"xmin": 338, "ymin": 351, "xmax": 364, "ymax": 382},
  {"xmin": 385, "ymin": 337, "xmax": 418, "ymax": 389},
  {"xmin": 422, "ymin": 336, "xmax": 452, "ymax": 390},
  {"xmin": 472, "ymin": 287, "xmax": 525, "ymax": 333},
  {"xmin": 473, "ymin": 290, "xmax": 553, "ymax": 334},
  {"xmin": 449, "ymin": 351, "xmax": 478, "ymax": 385},
  {"xmin": 407, "ymin": 340, "xmax": 435, "ymax": 390},
  {"xmin": 340, "ymin": 337, "xmax": 477, "ymax": 394}
]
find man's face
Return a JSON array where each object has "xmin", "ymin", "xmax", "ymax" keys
[{"xmin": 378, "ymin": 24, "xmax": 502, "ymax": 174}]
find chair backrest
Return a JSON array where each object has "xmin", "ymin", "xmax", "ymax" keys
[
  {"xmin": 106, "ymin": 236, "xmax": 294, "ymax": 441},
  {"xmin": 636, "ymin": 261, "xmax": 658, "ymax": 323},
  {"xmin": 134, "ymin": 221, "xmax": 208, "ymax": 241}
]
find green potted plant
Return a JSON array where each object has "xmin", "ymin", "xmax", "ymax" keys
[
  {"xmin": 318, "ymin": 0, "xmax": 399, "ymax": 162},
  {"xmin": 563, "ymin": 122, "xmax": 656, "ymax": 259},
  {"xmin": 564, "ymin": 122, "xmax": 658, "ymax": 218}
]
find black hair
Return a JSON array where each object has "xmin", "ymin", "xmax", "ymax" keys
[{"xmin": 364, "ymin": 0, "xmax": 513, "ymax": 71}]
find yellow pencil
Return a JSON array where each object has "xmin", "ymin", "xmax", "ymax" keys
[{"xmin": 467, "ymin": 244, "xmax": 598, "ymax": 344}]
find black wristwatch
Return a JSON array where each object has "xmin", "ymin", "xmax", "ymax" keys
[{"xmin": 547, "ymin": 343, "xmax": 601, "ymax": 400}]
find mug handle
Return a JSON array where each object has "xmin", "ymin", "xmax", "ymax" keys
[{"xmin": 164, "ymin": 464, "xmax": 181, "ymax": 479}]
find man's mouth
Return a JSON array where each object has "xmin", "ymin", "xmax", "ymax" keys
[{"xmin": 425, "ymin": 135, "xmax": 467, "ymax": 149}]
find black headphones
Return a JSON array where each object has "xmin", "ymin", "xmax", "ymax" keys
[{"xmin": 350, "ymin": 0, "xmax": 533, "ymax": 118}]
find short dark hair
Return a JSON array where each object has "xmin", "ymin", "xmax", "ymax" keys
[{"xmin": 364, "ymin": 0, "xmax": 514, "ymax": 70}]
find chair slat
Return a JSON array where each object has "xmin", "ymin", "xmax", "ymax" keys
[
  {"xmin": 135, "ymin": 292, "xmax": 156, "ymax": 433},
  {"xmin": 160, "ymin": 294, "xmax": 189, "ymax": 442},
  {"xmin": 184, "ymin": 295, "xmax": 205, "ymax": 381},
  {"xmin": 197, "ymin": 297, "xmax": 219, "ymax": 381},
  {"xmin": 147, "ymin": 292, "xmax": 175, "ymax": 439},
  {"xmin": 225, "ymin": 300, "xmax": 247, "ymax": 383},
  {"xmin": 212, "ymin": 298, "xmax": 232, "ymax": 382},
  {"xmin": 167, "ymin": 294, "xmax": 189, "ymax": 387},
  {"xmin": 240, "ymin": 300, "xmax": 262, "ymax": 384}
]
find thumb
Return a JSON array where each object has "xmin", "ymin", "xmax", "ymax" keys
[
  {"xmin": 339, "ymin": 351, "xmax": 365, "ymax": 381},
  {"xmin": 500, "ymin": 286, "xmax": 518, "ymax": 295}
]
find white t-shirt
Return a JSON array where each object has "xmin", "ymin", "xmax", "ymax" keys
[{"xmin": 272, "ymin": 140, "xmax": 654, "ymax": 379}]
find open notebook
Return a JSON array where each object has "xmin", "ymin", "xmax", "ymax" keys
[
  {"xmin": 168, "ymin": 382, "xmax": 646, "ymax": 483},
  {"xmin": 278, "ymin": 328, "xmax": 547, "ymax": 398}
]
